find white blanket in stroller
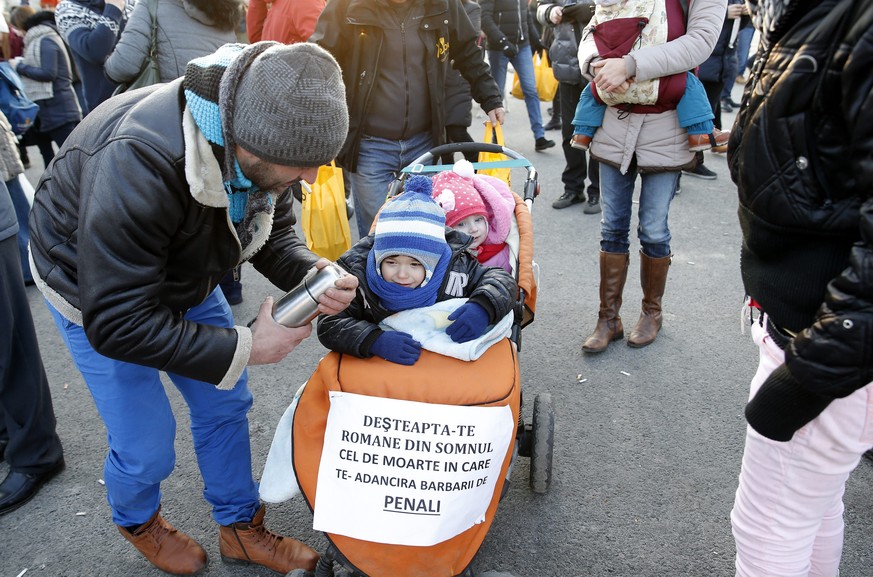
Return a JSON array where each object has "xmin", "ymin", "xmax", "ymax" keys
[{"xmin": 379, "ymin": 298, "xmax": 513, "ymax": 361}]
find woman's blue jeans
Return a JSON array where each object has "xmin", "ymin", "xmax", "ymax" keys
[
  {"xmin": 349, "ymin": 131, "xmax": 433, "ymax": 238},
  {"xmin": 46, "ymin": 287, "xmax": 259, "ymax": 527},
  {"xmin": 6, "ymin": 176, "xmax": 32, "ymax": 283},
  {"xmin": 599, "ymin": 162, "xmax": 679, "ymax": 258},
  {"xmin": 487, "ymin": 44, "xmax": 545, "ymax": 140}
]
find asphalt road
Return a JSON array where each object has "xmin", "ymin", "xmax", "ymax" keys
[{"xmin": 3, "ymin": 84, "xmax": 872, "ymax": 577}]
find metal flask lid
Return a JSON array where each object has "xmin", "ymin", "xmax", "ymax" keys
[{"xmin": 271, "ymin": 263, "xmax": 345, "ymax": 327}]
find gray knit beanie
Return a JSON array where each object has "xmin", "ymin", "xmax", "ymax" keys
[{"xmin": 219, "ymin": 41, "xmax": 348, "ymax": 169}]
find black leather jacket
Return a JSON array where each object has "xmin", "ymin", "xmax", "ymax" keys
[
  {"xmin": 310, "ymin": 0, "xmax": 503, "ymax": 172},
  {"xmin": 729, "ymin": 0, "xmax": 873, "ymax": 402},
  {"xmin": 317, "ymin": 229, "xmax": 516, "ymax": 358},
  {"xmin": 28, "ymin": 80, "xmax": 318, "ymax": 387}
]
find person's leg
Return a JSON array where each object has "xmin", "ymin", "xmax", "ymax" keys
[
  {"xmin": 720, "ymin": 50, "xmax": 740, "ymax": 104},
  {"xmin": 487, "ymin": 50, "xmax": 509, "ymax": 102},
  {"xmin": 571, "ymin": 83, "xmax": 605, "ymax": 135},
  {"xmin": 599, "ymin": 162, "xmax": 636, "ymax": 255},
  {"xmin": 0, "ymin": 235, "xmax": 63, "ymax": 475},
  {"xmin": 702, "ymin": 79, "xmax": 725, "ymax": 130},
  {"xmin": 582, "ymin": 162, "xmax": 633, "ymax": 353},
  {"xmin": 731, "ymin": 320, "xmax": 873, "ymax": 577},
  {"xmin": 46, "ymin": 301, "xmax": 176, "ymax": 528},
  {"xmin": 636, "ymin": 170, "xmax": 679, "ymax": 259},
  {"xmin": 553, "ymin": 81, "xmax": 587, "ymax": 209},
  {"xmin": 544, "ymin": 88, "xmax": 561, "ymax": 130},
  {"xmin": 5, "ymin": 177, "xmax": 33, "ymax": 284},
  {"xmin": 626, "ymin": 170, "xmax": 678, "ymax": 347},
  {"xmin": 166, "ymin": 288, "xmax": 259, "ymax": 525},
  {"xmin": 443, "ymin": 125, "xmax": 477, "ymax": 164},
  {"xmin": 511, "ymin": 45, "xmax": 547, "ymax": 141},
  {"xmin": 33, "ymin": 129, "xmax": 56, "ymax": 168},
  {"xmin": 47, "ymin": 121, "xmax": 79, "ymax": 149},
  {"xmin": 734, "ymin": 26, "xmax": 755, "ymax": 82},
  {"xmin": 677, "ymin": 73, "xmax": 715, "ymax": 132},
  {"xmin": 349, "ymin": 132, "xmax": 433, "ymax": 237}
]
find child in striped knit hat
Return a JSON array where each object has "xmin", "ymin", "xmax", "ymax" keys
[{"xmin": 317, "ymin": 175, "xmax": 517, "ymax": 365}]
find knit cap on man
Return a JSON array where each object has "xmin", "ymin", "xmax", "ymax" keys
[
  {"xmin": 220, "ymin": 41, "xmax": 349, "ymax": 169},
  {"xmin": 373, "ymin": 175, "xmax": 449, "ymax": 287}
]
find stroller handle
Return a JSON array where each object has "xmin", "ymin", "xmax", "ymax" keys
[{"xmin": 389, "ymin": 143, "xmax": 539, "ymax": 204}]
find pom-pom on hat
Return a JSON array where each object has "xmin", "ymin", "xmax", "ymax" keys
[
  {"xmin": 432, "ymin": 160, "xmax": 488, "ymax": 227},
  {"xmin": 373, "ymin": 175, "xmax": 449, "ymax": 287}
]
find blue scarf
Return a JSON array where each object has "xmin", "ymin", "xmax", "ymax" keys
[{"xmin": 365, "ymin": 245, "xmax": 453, "ymax": 312}]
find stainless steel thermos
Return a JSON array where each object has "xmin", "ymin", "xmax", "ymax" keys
[{"xmin": 271, "ymin": 263, "xmax": 346, "ymax": 327}]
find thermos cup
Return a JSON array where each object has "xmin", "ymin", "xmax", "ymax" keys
[{"xmin": 270, "ymin": 263, "xmax": 346, "ymax": 327}]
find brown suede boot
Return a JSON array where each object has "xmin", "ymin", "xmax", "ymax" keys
[
  {"xmin": 118, "ymin": 507, "xmax": 208, "ymax": 576},
  {"xmin": 582, "ymin": 251, "xmax": 630, "ymax": 353},
  {"xmin": 627, "ymin": 252, "xmax": 672, "ymax": 348},
  {"xmin": 219, "ymin": 505, "xmax": 319, "ymax": 574}
]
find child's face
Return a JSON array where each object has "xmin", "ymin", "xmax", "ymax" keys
[
  {"xmin": 453, "ymin": 214, "xmax": 489, "ymax": 249},
  {"xmin": 380, "ymin": 255, "xmax": 426, "ymax": 288}
]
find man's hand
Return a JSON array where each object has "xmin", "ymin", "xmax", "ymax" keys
[
  {"xmin": 486, "ymin": 107, "xmax": 507, "ymax": 125},
  {"xmin": 592, "ymin": 58, "xmax": 630, "ymax": 93},
  {"xmin": 549, "ymin": 5, "xmax": 563, "ymax": 24},
  {"xmin": 248, "ymin": 297, "xmax": 312, "ymax": 365},
  {"xmin": 727, "ymin": 3, "xmax": 744, "ymax": 18},
  {"xmin": 314, "ymin": 258, "xmax": 358, "ymax": 315},
  {"xmin": 105, "ymin": 0, "xmax": 126, "ymax": 10}
]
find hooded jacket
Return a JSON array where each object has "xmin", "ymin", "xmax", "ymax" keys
[
  {"xmin": 317, "ymin": 229, "xmax": 516, "ymax": 358},
  {"xmin": 28, "ymin": 80, "xmax": 319, "ymax": 389},
  {"xmin": 310, "ymin": 0, "xmax": 503, "ymax": 172}
]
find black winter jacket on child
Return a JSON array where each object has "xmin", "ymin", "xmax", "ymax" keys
[{"xmin": 317, "ymin": 229, "xmax": 517, "ymax": 359}]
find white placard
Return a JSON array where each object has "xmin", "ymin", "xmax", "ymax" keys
[{"xmin": 312, "ymin": 391, "xmax": 514, "ymax": 546}]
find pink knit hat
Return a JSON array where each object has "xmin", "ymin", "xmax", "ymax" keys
[
  {"xmin": 433, "ymin": 160, "xmax": 515, "ymax": 244},
  {"xmin": 432, "ymin": 164, "xmax": 487, "ymax": 227}
]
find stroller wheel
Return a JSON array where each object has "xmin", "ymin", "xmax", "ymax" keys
[{"xmin": 529, "ymin": 393, "xmax": 554, "ymax": 494}]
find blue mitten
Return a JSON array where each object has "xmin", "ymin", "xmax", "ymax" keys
[
  {"xmin": 370, "ymin": 331, "xmax": 422, "ymax": 365},
  {"xmin": 446, "ymin": 302, "xmax": 490, "ymax": 343}
]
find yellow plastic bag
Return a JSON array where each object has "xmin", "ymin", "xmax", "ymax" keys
[
  {"xmin": 511, "ymin": 51, "xmax": 559, "ymax": 102},
  {"xmin": 477, "ymin": 121, "xmax": 511, "ymax": 188},
  {"xmin": 301, "ymin": 161, "xmax": 352, "ymax": 261}
]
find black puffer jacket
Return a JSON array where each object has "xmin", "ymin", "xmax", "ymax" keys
[
  {"xmin": 28, "ymin": 80, "xmax": 318, "ymax": 388},
  {"xmin": 317, "ymin": 230, "xmax": 517, "ymax": 358},
  {"xmin": 310, "ymin": 0, "xmax": 503, "ymax": 172},
  {"xmin": 480, "ymin": 0, "xmax": 539, "ymax": 49},
  {"xmin": 729, "ymin": 0, "xmax": 873, "ymax": 429}
]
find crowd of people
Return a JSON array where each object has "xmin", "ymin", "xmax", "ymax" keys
[{"xmin": 1, "ymin": 0, "xmax": 871, "ymax": 576}]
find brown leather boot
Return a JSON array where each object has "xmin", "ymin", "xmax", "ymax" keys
[
  {"xmin": 118, "ymin": 507, "xmax": 207, "ymax": 576},
  {"xmin": 582, "ymin": 251, "xmax": 630, "ymax": 353},
  {"xmin": 627, "ymin": 252, "xmax": 672, "ymax": 348},
  {"xmin": 219, "ymin": 505, "xmax": 319, "ymax": 574}
]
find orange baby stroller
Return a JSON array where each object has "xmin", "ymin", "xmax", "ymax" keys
[{"xmin": 285, "ymin": 142, "xmax": 553, "ymax": 577}]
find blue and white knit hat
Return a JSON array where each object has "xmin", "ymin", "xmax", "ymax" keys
[{"xmin": 373, "ymin": 176, "xmax": 449, "ymax": 287}]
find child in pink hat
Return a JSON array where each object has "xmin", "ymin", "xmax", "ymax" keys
[{"xmin": 432, "ymin": 160, "xmax": 516, "ymax": 273}]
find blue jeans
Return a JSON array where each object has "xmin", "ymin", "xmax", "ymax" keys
[
  {"xmin": 487, "ymin": 44, "xmax": 545, "ymax": 140},
  {"xmin": 722, "ymin": 25, "xmax": 755, "ymax": 99},
  {"xmin": 6, "ymin": 176, "xmax": 32, "ymax": 283},
  {"xmin": 46, "ymin": 287, "xmax": 259, "ymax": 527},
  {"xmin": 349, "ymin": 131, "xmax": 433, "ymax": 238},
  {"xmin": 599, "ymin": 162, "xmax": 679, "ymax": 258}
]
